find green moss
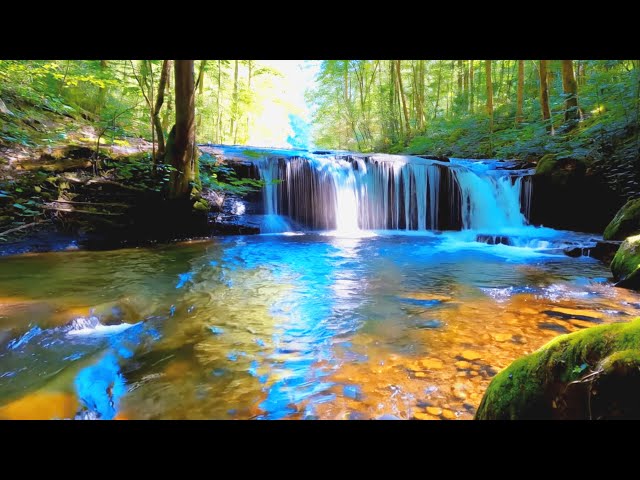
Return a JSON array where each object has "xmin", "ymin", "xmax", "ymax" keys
[
  {"xmin": 603, "ymin": 198, "xmax": 640, "ymax": 241},
  {"xmin": 475, "ymin": 318, "xmax": 640, "ymax": 420},
  {"xmin": 192, "ymin": 198, "xmax": 210, "ymax": 212},
  {"xmin": 535, "ymin": 154, "xmax": 557, "ymax": 176},
  {"xmin": 610, "ymin": 234, "xmax": 640, "ymax": 286}
]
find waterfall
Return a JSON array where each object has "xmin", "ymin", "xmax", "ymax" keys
[{"xmin": 255, "ymin": 153, "xmax": 532, "ymax": 234}]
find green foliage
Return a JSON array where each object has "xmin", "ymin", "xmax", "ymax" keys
[
  {"xmin": 199, "ymin": 154, "xmax": 265, "ymax": 195},
  {"xmin": 307, "ymin": 60, "xmax": 640, "ymax": 196}
]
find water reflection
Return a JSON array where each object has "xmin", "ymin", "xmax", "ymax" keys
[{"xmin": 1, "ymin": 233, "xmax": 639, "ymax": 419}]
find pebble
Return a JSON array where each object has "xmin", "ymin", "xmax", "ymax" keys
[
  {"xmin": 414, "ymin": 412, "xmax": 439, "ymax": 420},
  {"xmin": 414, "ymin": 372, "xmax": 427, "ymax": 378},
  {"xmin": 461, "ymin": 350, "xmax": 482, "ymax": 361},
  {"xmin": 454, "ymin": 360, "xmax": 472, "ymax": 369},
  {"xmin": 493, "ymin": 333, "xmax": 512, "ymax": 342},
  {"xmin": 426, "ymin": 406, "xmax": 443, "ymax": 416},
  {"xmin": 421, "ymin": 358, "xmax": 444, "ymax": 369},
  {"xmin": 441, "ymin": 409, "xmax": 457, "ymax": 420}
]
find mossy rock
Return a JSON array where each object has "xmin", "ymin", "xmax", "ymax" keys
[
  {"xmin": 603, "ymin": 198, "xmax": 640, "ymax": 241},
  {"xmin": 610, "ymin": 234, "xmax": 640, "ymax": 288},
  {"xmin": 535, "ymin": 155, "xmax": 588, "ymax": 186},
  {"xmin": 475, "ymin": 318, "xmax": 640, "ymax": 420},
  {"xmin": 192, "ymin": 198, "xmax": 210, "ymax": 212}
]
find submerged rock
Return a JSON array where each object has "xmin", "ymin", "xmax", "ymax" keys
[
  {"xmin": 603, "ymin": 198, "xmax": 640, "ymax": 241},
  {"xmin": 476, "ymin": 318, "xmax": 640, "ymax": 420},
  {"xmin": 611, "ymin": 234, "xmax": 640, "ymax": 289}
]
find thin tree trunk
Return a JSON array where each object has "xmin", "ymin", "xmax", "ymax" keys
[
  {"xmin": 486, "ymin": 60, "xmax": 494, "ymax": 135},
  {"xmin": 195, "ymin": 60, "xmax": 207, "ymax": 133},
  {"xmin": 433, "ymin": 62, "xmax": 442, "ymax": 119},
  {"xmin": 162, "ymin": 61, "xmax": 173, "ymax": 133},
  {"xmin": 246, "ymin": 60, "xmax": 252, "ymax": 143},
  {"xmin": 152, "ymin": 60, "xmax": 171, "ymax": 163},
  {"xmin": 578, "ymin": 61, "xmax": 586, "ymax": 86},
  {"xmin": 469, "ymin": 60, "xmax": 474, "ymax": 113},
  {"xmin": 395, "ymin": 60, "xmax": 411, "ymax": 136},
  {"xmin": 539, "ymin": 60, "xmax": 552, "ymax": 131},
  {"xmin": 96, "ymin": 60, "xmax": 108, "ymax": 115},
  {"xmin": 516, "ymin": 60, "xmax": 524, "ymax": 124},
  {"xmin": 168, "ymin": 60, "xmax": 197, "ymax": 200},
  {"xmin": 216, "ymin": 60, "xmax": 222, "ymax": 144},
  {"xmin": 229, "ymin": 60, "xmax": 239, "ymax": 140},
  {"xmin": 463, "ymin": 60, "xmax": 469, "ymax": 111},
  {"xmin": 561, "ymin": 60, "xmax": 579, "ymax": 124}
]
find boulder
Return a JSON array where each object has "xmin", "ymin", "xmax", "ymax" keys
[
  {"xmin": 475, "ymin": 318, "xmax": 640, "ymax": 420},
  {"xmin": 611, "ymin": 234, "xmax": 640, "ymax": 288},
  {"xmin": 530, "ymin": 154, "xmax": 623, "ymax": 233},
  {"xmin": 603, "ymin": 198, "xmax": 640, "ymax": 241},
  {"xmin": 589, "ymin": 240, "xmax": 622, "ymax": 264}
]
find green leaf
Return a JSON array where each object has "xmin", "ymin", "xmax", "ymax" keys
[{"xmin": 13, "ymin": 203, "xmax": 26, "ymax": 210}]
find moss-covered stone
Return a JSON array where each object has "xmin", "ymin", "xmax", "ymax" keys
[
  {"xmin": 603, "ymin": 198, "xmax": 640, "ymax": 241},
  {"xmin": 535, "ymin": 155, "xmax": 588, "ymax": 185},
  {"xmin": 475, "ymin": 318, "xmax": 640, "ymax": 420},
  {"xmin": 192, "ymin": 198, "xmax": 210, "ymax": 212},
  {"xmin": 610, "ymin": 234, "xmax": 640, "ymax": 288}
]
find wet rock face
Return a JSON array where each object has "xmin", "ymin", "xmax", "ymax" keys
[
  {"xmin": 604, "ymin": 198, "xmax": 640, "ymax": 241},
  {"xmin": 475, "ymin": 318, "xmax": 640, "ymax": 420},
  {"xmin": 530, "ymin": 155, "xmax": 624, "ymax": 233}
]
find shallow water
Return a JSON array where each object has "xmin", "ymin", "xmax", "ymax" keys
[{"xmin": 0, "ymin": 230, "xmax": 638, "ymax": 420}]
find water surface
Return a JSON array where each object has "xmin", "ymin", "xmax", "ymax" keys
[{"xmin": 1, "ymin": 231, "xmax": 637, "ymax": 420}]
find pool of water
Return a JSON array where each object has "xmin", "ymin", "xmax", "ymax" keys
[{"xmin": 0, "ymin": 230, "xmax": 638, "ymax": 420}]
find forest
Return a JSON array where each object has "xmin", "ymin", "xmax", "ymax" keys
[{"xmin": 1, "ymin": 59, "xmax": 640, "ymax": 421}]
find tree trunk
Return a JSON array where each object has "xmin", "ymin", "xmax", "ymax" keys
[
  {"xmin": 561, "ymin": 60, "xmax": 579, "ymax": 124},
  {"xmin": 469, "ymin": 60, "xmax": 474, "ymax": 113},
  {"xmin": 463, "ymin": 60, "xmax": 469, "ymax": 111},
  {"xmin": 395, "ymin": 60, "xmax": 411, "ymax": 136},
  {"xmin": 539, "ymin": 60, "xmax": 552, "ymax": 130},
  {"xmin": 167, "ymin": 60, "xmax": 197, "ymax": 200},
  {"xmin": 246, "ymin": 60, "xmax": 252, "ymax": 143},
  {"xmin": 162, "ymin": 61, "xmax": 173, "ymax": 133},
  {"xmin": 152, "ymin": 60, "xmax": 171, "ymax": 162},
  {"xmin": 578, "ymin": 61, "xmax": 586, "ymax": 86},
  {"xmin": 216, "ymin": 60, "xmax": 222, "ymax": 144},
  {"xmin": 96, "ymin": 60, "xmax": 109, "ymax": 115},
  {"xmin": 433, "ymin": 62, "xmax": 442, "ymax": 119},
  {"xmin": 195, "ymin": 60, "xmax": 207, "ymax": 133},
  {"xmin": 229, "ymin": 60, "xmax": 239, "ymax": 140},
  {"xmin": 516, "ymin": 60, "xmax": 524, "ymax": 124},
  {"xmin": 485, "ymin": 60, "xmax": 493, "ymax": 132}
]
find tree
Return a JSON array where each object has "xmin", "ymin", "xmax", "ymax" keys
[
  {"xmin": 516, "ymin": 60, "xmax": 524, "ymax": 124},
  {"xmin": 561, "ymin": 60, "xmax": 579, "ymax": 125},
  {"xmin": 539, "ymin": 60, "xmax": 552, "ymax": 131},
  {"xmin": 167, "ymin": 60, "xmax": 197, "ymax": 200},
  {"xmin": 486, "ymin": 60, "xmax": 493, "ymax": 132},
  {"xmin": 152, "ymin": 60, "xmax": 171, "ymax": 162},
  {"xmin": 395, "ymin": 60, "xmax": 411, "ymax": 136}
]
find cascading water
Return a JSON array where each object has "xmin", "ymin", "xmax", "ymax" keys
[{"xmin": 255, "ymin": 153, "xmax": 533, "ymax": 235}]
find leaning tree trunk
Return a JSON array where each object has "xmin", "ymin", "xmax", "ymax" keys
[
  {"xmin": 561, "ymin": 60, "xmax": 579, "ymax": 125},
  {"xmin": 516, "ymin": 60, "xmax": 524, "ymax": 124},
  {"xmin": 152, "ymin": 60, "xmax": 171, "ymax": 163},
  {"xmin": 167, "ymin": 60, "xmax": 197, "ymax": 200},
  {"xmin": 539, "ymin": 60, "xmax": 552, "ymax": 131}
]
